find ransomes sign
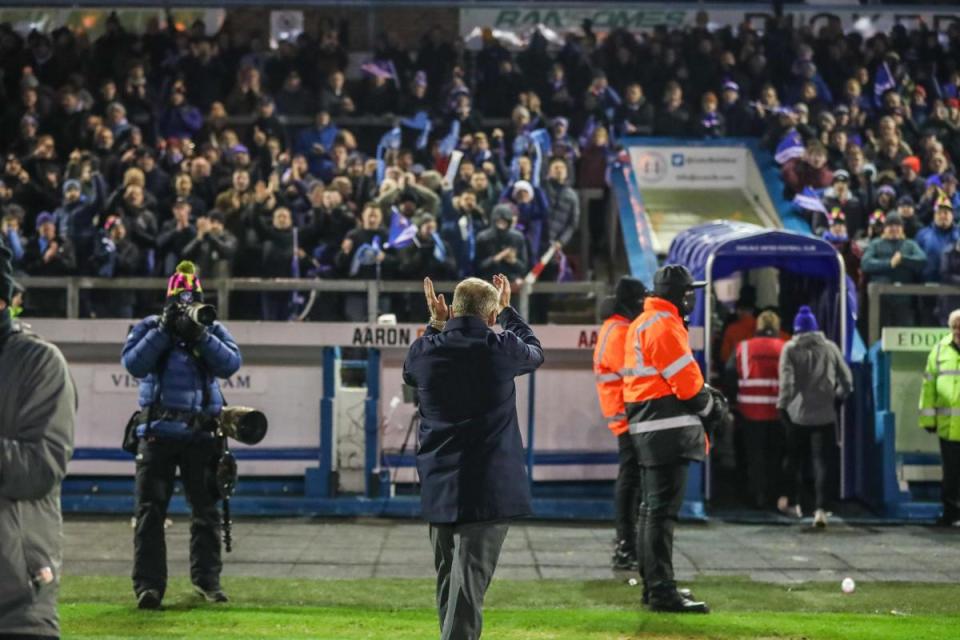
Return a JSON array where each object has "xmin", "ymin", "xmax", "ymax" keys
[
  {"xmin": 881, "ymin": 328, "xmax": 948, "ymax": 352},
  {"xmin": 490, "ymin": 8, "xmax": 686, "ymax": 30}
]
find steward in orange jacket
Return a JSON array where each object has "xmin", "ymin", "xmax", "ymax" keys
[
  {"xmin": 623, "ymin": 265, "xmax": 729, "ymax": 614},
  {"xmin": 593, "ymin": 276, "xmax": 647, "ymax": 570}
]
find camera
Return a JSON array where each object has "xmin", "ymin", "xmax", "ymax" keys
[
  {"xmin": 180, "ymin": 301, "xmax": 217, "ymax": 326},
  {"xmin": 219, "ymin": 406, "xmax": 269, "ymax": 445},
  {"xmin": 164, "ymin": 301, "xmax": 217, "ymax": 342}
]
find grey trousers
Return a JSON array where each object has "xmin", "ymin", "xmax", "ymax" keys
[{"xmin": 429, "ymin": 521, "xmax": 509, "ymax": 640}]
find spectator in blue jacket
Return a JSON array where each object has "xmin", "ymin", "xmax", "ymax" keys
[
  {"xmin": 404, "ymin": 275, "xmax": 542, "ymax": 640},
  {"xmin": 54, "ymin": 175, "xmax": 105, "ymax": 269},
  {"xmin": 157, "ymin": 81, "xmax": 204, "ymax": 141},
  {"xmin": 121, "ymin": 260, "xmax": 241, "ymax": 610},
  {"xmin": 916, "ymin": 199, "xmax": 960, "ymax": 282},
  {"xmin": 294, "ymin": 111, "xmax": 338, "ymax": 179}
]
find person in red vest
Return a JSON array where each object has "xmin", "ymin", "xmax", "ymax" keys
[
  {"xmin": 733, "ymin": 310, "xmax": 787, "ymax": 510},
  {"xmin": 593, "ymin": 276, "xmax": 647, "ymax": 570}
]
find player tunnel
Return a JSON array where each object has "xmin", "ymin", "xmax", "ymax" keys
[{"xmin": 666, "ymin": 221, "xmax": 856, "ymax": 505}]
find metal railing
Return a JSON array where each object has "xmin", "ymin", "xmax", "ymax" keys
[
  {"xmin": 867, "ymin": 282, "xmax": 960, "ymax": 344},
  {"xmin": 19, "ymin": 276, "xmax": 610, "ymax": 323}
]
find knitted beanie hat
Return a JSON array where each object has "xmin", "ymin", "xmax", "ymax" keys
[
  {"xmin": 793, "ymin": 305, "xmax": 819, "ymax": 333},
  {"xmin": 166, "ymin": 260, "xmax": 203, "ymax": 301}
]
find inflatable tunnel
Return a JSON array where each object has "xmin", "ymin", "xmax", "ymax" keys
[{"xmin": 667, "ymin": 221, "xmax": 854, "ymax": 368}]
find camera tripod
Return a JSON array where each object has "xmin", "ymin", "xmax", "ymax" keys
[{"xmin": 391, "ymin": 409, "xmax": 420, "ymax": 486}]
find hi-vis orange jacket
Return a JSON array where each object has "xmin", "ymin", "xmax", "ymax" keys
[
  {"xmin": 623, "ymin": 297, "xmax": 711, "ymax": 465},
  {"xmin": 593, "ymin": 313, "xmax": 631, "ymax": 436}
]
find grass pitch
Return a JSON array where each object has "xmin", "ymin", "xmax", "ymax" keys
[{"xmin": 61, "ymin": 576, "xmax": 960, "ymax": 639}]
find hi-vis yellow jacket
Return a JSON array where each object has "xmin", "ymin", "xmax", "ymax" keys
[{"xmin": 919, "ymin": 335, "xmax": 960, "ymax": 442}]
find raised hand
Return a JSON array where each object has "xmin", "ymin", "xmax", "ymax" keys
[
  {"xmin": 424, "ymin": 277, "xmax": 449, "ymax": 322},
  {"xmin": 493, "ymin": 273, "xmax": 510, "ymax": 313}
]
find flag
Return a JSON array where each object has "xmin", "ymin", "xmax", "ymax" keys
[
  {"xmin": 350, "ymin": 236, "xmax": 383, "ymax": 277},
  {"xmin": 529, "ymin": 128, "xmax": 552, "ymax": 158},
  {"xmin": 375, "ymin": 126, "xmax": 402, "ymax": 183},
  {"xmin": 386, "ymin": 209, "xmax": 417, "ymax": 249},
  {"xmin": 430, "ymin": 231, "xmax": 447, "ymax": 263},
  {"xmin": 874, "ymin": 61, "xmax": 896, "ymax": 106},
  {"xmin": 400, "ymin": 111, "xmax": 432, "ymax": 150},
  {"xmin": 361, "ymin": 60, "xmax": 397, "ymax": 84},
  {"xmin": 289, "ymin": 226, "xmax": 305, "ymax": 313},
  {"xmin": 793, "ymin": 187, "xmax": 827, "ymax": 214},
  {"xmin": 458, "ymin": 215, "xmax": 475, "ymax": 257},
  {"xmin": 438, "ymin": 119, "xmax": 460, "ymax": 158},
  {"xmin": 775, "ymin": 129, "xmax": 805, "ymax": 165},
  {"xmin": 523, "ymin": 245, "xmax": 557, "ymax": 285}
]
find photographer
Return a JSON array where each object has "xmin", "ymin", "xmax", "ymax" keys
[{"xmin": 121, "ymin": 260, "xmax": 241, "ymax": 609}]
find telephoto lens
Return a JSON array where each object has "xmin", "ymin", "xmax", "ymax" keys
[{"xmin": 184, "ymin": 302, "xmax": 217, "ymax": 326}]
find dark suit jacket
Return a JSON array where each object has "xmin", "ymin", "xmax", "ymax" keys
[{"xmin": 403, "ymin": 307, "xmax": 544, "ymax": 524}]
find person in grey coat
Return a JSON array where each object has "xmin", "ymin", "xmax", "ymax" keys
[
  {"xmin": 777, "ymin": 306, "xmax": 852, "ymax": 528},
  {"xmin": 0, "ymin": 244, "xmax": 76, "ymax": 639},
  {"xmin": 542, "ymin": 158, "xmax": 580, "ymax": 255}
]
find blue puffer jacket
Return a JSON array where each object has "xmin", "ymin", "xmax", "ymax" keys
[{"xmin": 121, "ymin": 316, "xmax": 242, "ymax": 439}]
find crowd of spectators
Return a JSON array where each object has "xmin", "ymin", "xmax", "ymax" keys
[{"xmin": 1, "ymin": 12, "xmax": 960, "ymax": 322}]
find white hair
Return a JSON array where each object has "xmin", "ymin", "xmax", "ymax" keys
[
  {"xmin": 949, "ymin": 309, "xmax": 960, "ymax": 329},
  {"xmin": 451, "ymin": 278, "xmax": 498, "ymax": 320}
]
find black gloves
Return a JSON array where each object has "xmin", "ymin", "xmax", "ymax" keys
[
  {"xmin": 924, "ymin": 426, "xmax": 937, "ymax": 434},
  {"xmin": 701, "ymin": 385, "xmax": 732, "ymax": 439},
  {"xmin": 159, "ymin": 303, "xmax": 180, "ymax": 335},
  {"xmin": 159, "ymin": 302, "xmax": 207, "ymax": 344}
]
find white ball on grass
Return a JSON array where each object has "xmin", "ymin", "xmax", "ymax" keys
[{"xmin": 841, "ymin": 577, "xmax": 856, "ymax": 594}]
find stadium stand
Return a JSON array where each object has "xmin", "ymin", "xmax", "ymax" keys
[{"xmin": 1, "ymin": 12, "xmax": 958, "ymax": 329}]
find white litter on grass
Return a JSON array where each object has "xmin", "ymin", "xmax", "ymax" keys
[
  {"xmin": 791, "ymin": 555, "xmax": 809, "ymax": 563},
  {"xmin": 628, "ymin": 578, "xmax": 638, "ymax": 587}
]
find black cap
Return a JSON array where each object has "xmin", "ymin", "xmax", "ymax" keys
[
  {"xmin": 615, "ymin": 276, "xmax": 647, "ymax": 306},
  {"xmin": 884, "ymin": 213, "xmax": 904, "ymax": 227},
  {"xmin": 653, "ymin": 265, "xmax": 705, "ymax": 298},
  {"xmin": 614, "ymin": 276, "xmax": 648, "ymax": 318},
  {"xmin": 208, "ymin": 210, "xmax": 225, "ymax": 224}
]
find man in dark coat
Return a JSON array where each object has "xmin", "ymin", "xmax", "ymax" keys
[
  {"xmin": 475, "ymin": 204, "xmax": 528, "ymax": 282},
  {"xmin": 403, "ymin": 275, "xmax": 543, "ymax": 640},
  {"xmin": 0, "ymin": 244, "xmax": 76, "ymax": 638}
]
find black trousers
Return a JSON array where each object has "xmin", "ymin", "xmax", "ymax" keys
[
  {"xmin": 940, "ymin": 438, "xmax": 960, "ymax": 522},
  {"xmin": 783, "ymin": 423, "xmax": 833, "ymax": 511},
  {"xmin": 614, "ymin": 433, "xmax": 642, "ymax": 545},
  {"xmin": 133, "ymin": 438, "xmax": 222, "ymax": 598},
  {"xmin": 637, "ymin": 462, "xmax": 688, "ymax": 600},
  {"xmin": 741, "ymin": 419, "xmax": 786, "ymax": 508}
]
